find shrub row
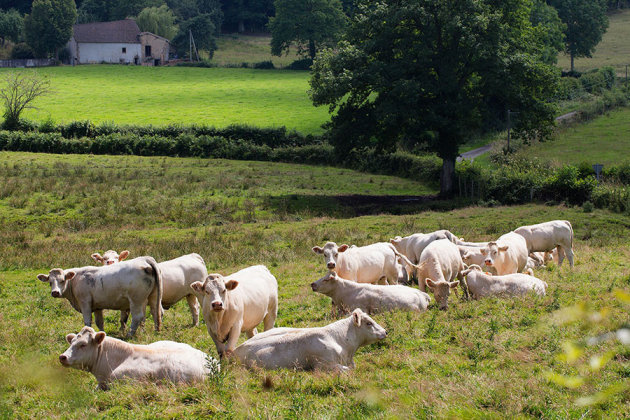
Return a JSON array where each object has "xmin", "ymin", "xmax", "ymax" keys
[
  {"xmin": 556, "ymin": 67, "xmax": 618, "ymax": 100},
  {"xmin": 0, "ymin": 130, "xmax": 441, "ymax": 185}
]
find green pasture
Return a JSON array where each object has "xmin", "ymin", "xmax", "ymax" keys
[
  {"xmin": 214, "ymin": 34, "xmax": 300, "ymax": 67},
  {"xmin": 517, "ymin": 107, "xmax": 630, "ymax": 166},
  {"xmin": 557, "ymin": 9, "xmax": 630, "ymax": 74},
  {"xmin": 1, "ymin": 65, "xmax": 329, "ymax": 134},
  {"xmin": 0, "ymin": 151, "xmax": 628, "ymax": 418}
]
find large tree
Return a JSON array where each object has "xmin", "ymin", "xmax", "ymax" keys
[
  {"xmin": 310, "ymin": 0, "xmax": 558, "ymax": 196},
  {"xmin": 530, "ymin": 0, "xmax": 565, "ymax": 65},
  {"xmin": 24, "ymin": 0, "xmax": 77, "ymax": 58},
  {"xmin": 77, "ymin": 0, "xmax": 163, "ymax": 23},
  {"xmin": 172, "ymin": 13, "xmax": 218, "ymax": 58},
  {"xmin": 221, "ymin": 0, "xmax": 274, "ymax": 33},
  {"xmin": 136, "ymin": 5, "xmax": 178, "ymax": 39},
  {"xmin": 0, "ymin": 8, "xmax": 24, "ymax": 46},
  {"xmin": 549, "ymin": 0, "xmax": 608, "ymax": 72},
  {"xmin": 269, "ymin": 0, "xmax": 346, "ymax": 60}
]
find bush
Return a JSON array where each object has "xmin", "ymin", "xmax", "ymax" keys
[
  {"xmin": 580, "ymin": 71, "xmax": 606, "ymax": 94},
  {"xmin": 10, "ymin": 43, "xmax": 35, "ymax": 59},
  {"xmin": 599, "ymin": 66, "xmax": 617, "ymax": 89},
  {"xmin": 60, "ymin": 120, "xmax": 95, "ymax": 138},
  {"xmin": 542, "ymin": 165, "xmax": 596, "ymax": 205},
  {"xmin": 175, "ymin": 60, "xmax": 216, "ymax": 68},
  {"xmin": 38, "ymin": 116, "xmax": 56, "ymax": 133},
  {"xmin": 286, "ymin": 58, "xmax": 313, "ymax": 70},
  {"xmin": 253, "ymin": 61, "xmax": 275, "ymax": 70},
  {"xmin": 582, "ymin": 201, "xmax": 594, "ymax": 213},
  {"xmin": 603, "ymin": 162, "xmax": 630, "ymax": 185},
  {"xmin": 557, "ymin": 77, "xmax": 585, "ymax": 101}
]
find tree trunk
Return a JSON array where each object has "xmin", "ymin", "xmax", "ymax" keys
[
  {"xmin": 439, "ymin": 156, "xmax": 456, "ymax": 197},
  {"xmin": 309, "ymin": 39, "xmax": 316, "ymax": 60}
]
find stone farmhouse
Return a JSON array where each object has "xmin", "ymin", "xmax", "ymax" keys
[{"xmin": 68, "ymin": 19, "xmax": 170, "ymax": 65}]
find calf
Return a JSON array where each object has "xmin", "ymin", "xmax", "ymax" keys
[
  {"xmin": 191, "ymin": 265, "xmax": 278, "ymax": 358},
  {"xmin": 480, "ymin": 232, "xmax": 529, "ymax": 275},
  {"xmin": 389, "ymin": 230, "xmax": 459, "ymax": 277},
  {"xmin": 91, "ymin": 250, "xmax": 129, "ymax": 265},
  {"xmin": 312, "ymin": 241, "xmax": 401, "ymax": 285},
  {"xmin": 90, "ymin": 251, "xmax": 208, "ymax": 326},
  {"xmin": 38, "ymin": 257, "xmax": 162, "ymax": 337},
  {"xmin": 233, "ymin": 308, "xmax": 387, "ymax": 372},
  {"xmin": 60, "ymin": 326, "xmax": 219, "ymax": 390},
  {"xmin": 462, "ymin": 265, "xmax": 547, "ymax": 299},
  {"xmin": 310, "ymin": 271, "xmax": 431, "ymax": 315},
  {"xmin": 514, "ymin": 220, "xmax": 574, "ymax": 267}
]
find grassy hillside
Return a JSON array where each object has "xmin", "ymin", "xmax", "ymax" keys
[
  {"xmin": 1, "ymin": 66, "xmax": 329, "ymax": 134},
  {"xmin": 557, "ymin": 10, "xmax": 630, "ymax": 74},
  {"xmin": 0, "ymin": 151, "xmax": 628, "ymax": 418},
  {"xmin": 516, "ymin": 107, "xmax": 630, "ymax": 166},
  {"xmin": 213, "ymin": 34, "xmax": 300, "ymax": 67}
]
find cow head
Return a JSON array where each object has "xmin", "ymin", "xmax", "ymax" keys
[
  {"xmin": 38, "ymin": 268, "xmax": 74, "ymax": 298},
  {"xmin": 426, "ymin": 278, "xmax": 459, "ymax": 310},
  {"xmin": 480, "ymin": 241, "xmax": 508, "ymax": 268},
  {"xmin": 91, "ymin": 250, "xmax": 130, "ymax": 265},
  {"xmin": 59, "ymin": 326, "xmax": 106, "ymax": 371},
  {"xmin": 310, "ymin": 271, "xmax": 339, "ymax": 294},
  {"xmin": 191, "ymin": 274, "xmax": 238, "ymax": 313},
  {"xmin": 351, "ymin": 309, "xmax": 387, "ymax": 344},
  {"xmin": 461, "ymin": 264, "xmax": 483, "ymax": 277},
  {"xmin": 312, "ymin": 242, "xmax": 349, "ymax": 271},
  {"xmin": 389, "ymin": 236, "xmax": 404, "ymax": 252}
]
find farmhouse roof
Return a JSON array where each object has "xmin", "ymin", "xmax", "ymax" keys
[{"xmin": 72, "ymin": 19, "xmax": 141, "ymax": 44}]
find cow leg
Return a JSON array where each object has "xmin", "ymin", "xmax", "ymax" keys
[
  {"xmin": 564, "ymin": 246, "xmax": 575, "ymax": 268},
  {"xmin": 263, "ymin": 300, "xmax": 277, "ymax": 331},
  {"xmin": 119, "ymin": 310, "xmax": 130, "ymax": 332},
  {"xmin": 94, "ymin": 310, "xmax": 105, "ymax": 331},
  {"xmin": 557, "ymin": 246, "xmax": 566, "ymax": 268},
  {"xmin": 225, "ymin": 321, "xmax": 243, "ymax": 355},
  {"xmin": 246, "ymin": 328, "xmax": 258, "ymax": 338},
  {"xmin": 457, "ymin": 271, "xmax": 469, "ymax": 300},
  {"xmin": 80, "ymin": 302, "xmax": 93, "ymax": 327},
  {"xmin": 127, "ymin": 303, "xmax": 146, "ymax": 338},
  {"xmin": 377, "ymin": 276, "xmax": 388, "ymax": 285},
  {"xmin": 149, "ymin": 297, "xmax": 162, "ymax": 332},
  {"xmin": 186, "ymin": 294, "xmax": 200, "ymax": 326}
]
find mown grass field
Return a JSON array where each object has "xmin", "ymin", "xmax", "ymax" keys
[
  {"xmin": 0, "ymin": 65, "xmax": 328, "ymax": 134},
  {"xmin": 515, "ymin": 107, "xmax": 630, "ymax": 167},
  {"xmin": 557, "ymin": 9, "xmax": 630, "ymax": 74},
  {"xmin": 0, "ymin": 151, "xmax": 628, "ymax": 418},
  {"xmin": 214, "ymin": 34, "xmax": 300, "ymax": 68}
]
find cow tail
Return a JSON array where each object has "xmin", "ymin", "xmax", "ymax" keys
[
  {"xmin": 148, "ymin": 257, "xmax": 163, "ymax": 331},
  {"xmin": 390, "ymin": 246, "xmax": 426, "ymax": 271},
  {"xmin": 567, "ymin": 220, "xmax": 574, "ymax": 251}
]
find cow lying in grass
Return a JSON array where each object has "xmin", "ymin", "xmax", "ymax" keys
[
  {"xmin": 462, "ymin": 265, "xmax": 547, "ymax": 299},
  {"xmin": 233, "ymin": 309, "xmax": 386, "ymax": 372},
  {"xmin": 60, "ymin": 327, "xmax": 219, "ymax": 390}
]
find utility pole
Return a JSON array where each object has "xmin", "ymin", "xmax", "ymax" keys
[{"xmin": 507, "ymin": 109, "xmax": 511, "ymax": 151}]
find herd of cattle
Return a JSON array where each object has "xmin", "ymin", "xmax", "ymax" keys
[{"xmin": 37, "ymin": 220, "xmax": 574, "ymax": 390}]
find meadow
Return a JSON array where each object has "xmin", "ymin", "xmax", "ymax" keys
[
  {"xmin": 0, "ymin": 66, "xmax": 329, "ymax": 134},
  {"xmin": 213, "ymin": 34, "xmax": 300, "ymax": 68},
  {"xmin": 0, "ymin": 151, "xmax": 628, "ymax": 418},
  {"xmin": 557, "ymin": 9, "xmax": 630, "ymax": 75}
]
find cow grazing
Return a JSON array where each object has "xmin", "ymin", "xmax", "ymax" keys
[
  {"xmin": 38, "ymin": 257, "xmax": 162, "ymax": 337},
  {"xmin": 480, "ymin": 232, "xmax": 529, "ymax": 275},
  {"xmin": 462, "ymin": 265, "xmax": 547, "ymax": 299},
  {"xmin": 514, "ymin": 220, "xmax": 574, "ymax": 267},
  {"xmin": 60, "ymin": 326, "xmax": 219, "ymax": 390},
  {"xmin": 389, "ymin": 230, "xmax": 459, "ymax": 277},
  {"xmin": 311, "ymin": 241, "xmax": 402, "ymax": 285},
  {"xmin": 90, "ymin": 251, "xmax": 208, "ymax": 326},
  {"xmin": 310, "ymin": 271, "xmax": 431, "ymax": 315},
  {"xmin": 91, "ymin": 250, "xmax": 129, "ymax": 265},
  {"xmin": 233, "ymin": 308, "xmax": 387, "ymax": 372},
  {"xmin": 191, "ymin": 265, "xmax": 278, "ymax": 358}
]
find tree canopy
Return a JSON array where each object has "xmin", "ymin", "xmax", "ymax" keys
[
  {"xmin": 310, "ymin": 0, "xmax": 559, "ymax": 196},
  {"xmin": 269, "ymin": 0, "xmax": 346, "ymax": 60},
  {"xmin": 24, "ymin": 0, "xmax": 77, "ymax": 58},
  {"xmin": 172, "ymin": 13, "xmax": 218, "ymax": 58},
  {"xmin": 0, "ymin": 8, "xmax": 23, "ymax": 45},
  {"xmin": 549, "ymin": 0, "xmax": 609, "ymax": 71},
  {"xmin": 136, "ymin": 5, "xmax": 178, "ymax": 39}
]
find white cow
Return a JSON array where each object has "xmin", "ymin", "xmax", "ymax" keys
[
  {"xmin": 312, "ymin": 241, "xmax": 401, "ymax": 285},
  {"xmin": 191, "ymin": 265, "xmax": 278, "ymax": 358},
  {"xmin": 310, "ymin": 271, "xmax": 431, "ymax": 315},
  {"xmin": 91, "ymin": 250, "xmax": 129, "ymax": 265},
  {"xmin": 60, "ymin": 326, "xmax": 219, "ymax": 390},
  {"xmin": 462, "ymin": 265, "xmax": 547, "ymax": 299},
  {"xmin": 480, "ymin": 232, "xmax": 529, "ymax": 275},
  {"xmin": 90, "ymin": 251, "xmax": 208, "ymax": 326},
  {"xmin": 233, "ymin": 308, "xmax": 387, "ymax": 372},
  {"xmin": 458, "ymin": 245, "xmax": 498, "ymax": 275},
  {"xmin": 38, "ymin": 257, "xmax": 163, "ymax": 337},
  {"xmin": 389, "ymin": 230, "xmax": 459, "ymax": 277},
  {"xmin": 403, "ymin": 239, "xmax": 466, "ymax": 309},
  {"xmin": 514, "ymin": 220, "xmax": 574, "ymax": 267}
]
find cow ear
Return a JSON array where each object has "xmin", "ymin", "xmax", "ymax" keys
[
  {"xmin": 498, "ymin": 245, "xmax": 509, "ymax": 252},
  {"xmin": 449, "ymin": 281, "xmax": 460, "ymax": 289},
  {"xmin": 190, "ymin": 281, "xmax": 205, "ymax": 294},
  {"xmin": 65, "ymin": 271, "xmax": 75, "ymax": 280},
  {"xmin": 91, "ymin": 253, "xmax": 103, "ymax": 263},
  {"xmin": 312, "ymin": 246, "xmax": 323, "ymax": 254},
  {"xmin": 37, "ymin": 274, "xmax": 49, "ymax": 282},
  {"xmin": 389, "ymin": 238, "xmax": 399, "ymax": 245},
  {"xmin": 462, "ymin": 251, "xmax": 471, "ymax": 259},
  {"xmin": 119, "ymin": 250, "xmax": 130, "ymax": 261},
  {"xmin": 94, "ymin": 331, "xmax": 106, "ymax": 345},
  {"xmin": 338, "ymin": 244, "xmax": 349, "ymax": 253},
  {"xmin": 225, "ymin": 280, "xmax": 239, "ymax": 290},
  {"xmin": 65, "ymin": 333, "xmax": 76, "ymax": 344},
  {"xmin": 425, "ymin": 278, "xmax": 436, "ymax": 289},
  {"xmin": 352, "ymin": 309, "xmax": 362, "ymax": 327}
]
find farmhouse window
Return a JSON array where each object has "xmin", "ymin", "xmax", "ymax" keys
[
  {"xmin": 145, "ymin": 45, "xmax": 151, "ymax": 57},
  {"xmin": 122, "ymin": 47, "xmax": 126, "ymax": 53}
]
